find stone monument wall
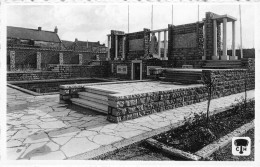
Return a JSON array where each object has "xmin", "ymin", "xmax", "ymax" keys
[{"xmin": 168, "ymin": 22, "xmax": 204, "ymax": 67}]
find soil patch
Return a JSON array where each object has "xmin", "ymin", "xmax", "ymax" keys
[
  {"xmin": 153, "ymin": 99, "xmax": 255, "ymax": 153},
  {"xmin": 99, "ymin": 99, "xmax": 254, "ymax": 160}
]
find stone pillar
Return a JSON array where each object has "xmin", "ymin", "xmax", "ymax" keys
[
  {"xmin": 212, "ymin": 20, "xmax": 219, "ymax": 60},
  {"xmin": 10, "ymin": 51, "xmax": 15, "ymax": 71},
  {"xmin": 106, "ymin": 35, "xmax": 111, "ymax": 60},
  {"xmin": 163, "ymin": 30, "xmax": 168, "ymax": 60},
  {"xmin": 115, "ymin": 35, "xmax": 118, "ymax": 60},
  {"xmin": 230, "ymin": 21, "xmax": 238, "ymax": 60},
  {"xmin": 157, "ymin": 31, "xmax": 161, "ymax": 59},
  {"xmin": 221, "ymin": 18, "xmax": 229, "ymax": 60},
  {"xmin": 131, "ymin": 63, "xmax": 134, "ymax": 80},
  {"xmin": 59, "ymin": 53, "xmax": 64, "ymax": 65},
  {"xmin": 37, "ymin": 52, "xmax": 41, "ymax": 70},
  {"xmin": 122, "ymin": 36, "xmax": 125, "ymax": 60},
  {"xmin": 79, "ymin": 54, "xmax": 83, "ymax": 65},
  {"xmin": 202, "ymin": 20, "xmax": 206, "ymax": 60}
]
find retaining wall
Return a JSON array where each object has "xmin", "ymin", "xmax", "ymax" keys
[{"xmin": 107, "ymin": 68, "xmax": 254, "ymax": 122}]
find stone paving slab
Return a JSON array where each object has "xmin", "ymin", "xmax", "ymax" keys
[
  {"xmin": 6, "ymin": 86, "xmax": 254, "ymax": 160},
  {"xmin": 85, "ymin": 81, "xmax": 202, "ymax": 95}
]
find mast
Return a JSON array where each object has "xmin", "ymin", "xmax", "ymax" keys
[
  {"xmin": 172, "ymin": 5, "xmax": 173, "ymax": 24},
  {"xmin": 239, "ymin": 4, "xmax": 243, "ymax": 58},
  {"xmin": 128, "ymin": 5, "xmax": 129, "ymax": 33},
  {"xmin": 151, "ymin": 5, "xmax": 153, "ymax": 30}
]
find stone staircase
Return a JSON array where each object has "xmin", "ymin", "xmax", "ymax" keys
[
  {"xmin": 163, "ymin": 69, "xmax": 202, "ymax": 84},
  {"xmin": 70, "ymin": 86, "xmax": 117, "ymax": 114},
  {"xmin": 202, "ymin": 60, "xmax": 242, "ymax": 69}
]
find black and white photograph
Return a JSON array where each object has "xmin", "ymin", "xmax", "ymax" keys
[{"xmin": 0, "ymin": 0, "xmax": 259, "ymax": 165}]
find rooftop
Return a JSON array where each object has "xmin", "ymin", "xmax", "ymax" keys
[{"xmin": 7, "ymin": 26, "xmax": 61, "ymax": 43}]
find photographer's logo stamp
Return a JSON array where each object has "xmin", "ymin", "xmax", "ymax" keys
[{"xmin": 232, "ymin": 137, "xmax": 251, "ymax": 156}]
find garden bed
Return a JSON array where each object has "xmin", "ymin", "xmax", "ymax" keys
[
  {"xmin": 97, "ymin": 98, "xmax": 254, "ymax": 160},
  {"xmin": 153, "ymin": 98, "xmax": 255, "ymax": 153}
]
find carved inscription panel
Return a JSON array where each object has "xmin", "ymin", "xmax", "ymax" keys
[
  {"xmin": 129, "ymin": 39, "xmax": 144, "ymax": 51},
  {"xmin": 174, "ymin": 33, "xmax": 197, "ymax": 48}
]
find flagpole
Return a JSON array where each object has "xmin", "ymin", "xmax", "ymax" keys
[
  {"xmin": 172, "ymin": 5, "xmax": 173, "ymax": 25},
  {"xmin": 151, "ymin": 5, "xmax": 153, "ymax": 30},
  {"xmin": 239, "ymin": 4, "xmax": 243, "ymax": 58},
  {"xmin": 128, "ymin": 5, "xmax": 129, "ymax": 33},
  {"xmin": 198, "ymin": 4, "xmax": 199, "ymax": 22}
]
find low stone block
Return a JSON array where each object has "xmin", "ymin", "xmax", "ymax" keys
[
  {"xmin": 136, "ymin": 105, "xmax": 144, "ymax": 112},
  {"xmin": 137, "ymin": 97, "xmax": 146, "ymax": 105},
  {"xmin": 126, "ymin": 114, "xmax": 133, "ymax": 120},
  {"xmin": 127, "ymin": 106, "xmax": 137, "ymax": 114},
  {"xmin": 132, "ymin": 112, "xmax": 139, "ymax": 119}
]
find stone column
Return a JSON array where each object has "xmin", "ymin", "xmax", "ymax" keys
[
  {"xmin": 59, "ymin": 53, "xmax": 64, "ymax": 65},
  {"xmin": 221, "ymin": 18, "xmax": 229, "ymax": 60},
  {"xmin": 79, "ymin": 54, "xmax": 83, "ymax": 65},
  {"xmin": 122, "ymin": 36, "xmax": 125, "ymax": 60},
  {"xmin": 163, "ymin": 30, "xmax": 168, "ymax": 60},
  {"xmin": 212, "ymin": 20, "xmax": 219, "ymax": 60},
  {"xmin": 115, "ymin": 35, "xmax": 118, "ymax": 60},
  {"xmin": 10, "ymin": 51, "xmax": 15, "ymax": 71},
  {"xmin": 230, "ymin": 21, "xmax": 238, "ymax": 60},
  {"xmin": 37, "ymin": 52, "xmax": 41, "ymax": 70},
  {"xmin": 157, "ymin": 31, "xmax": 161, "ymax": 59},
  {"xmin": 106, "ymin": 35, "xmax": 111, "ymax": 60}
]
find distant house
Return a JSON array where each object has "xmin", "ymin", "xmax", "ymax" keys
[
  {"xmin": 62, "ymin": 38, "xmax": 107, "ymax": 52},
  {"xmin": 7, "ymin": 26, "xmax": 62, "ymax": 49}
]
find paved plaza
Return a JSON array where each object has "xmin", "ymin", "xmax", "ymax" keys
[{"xmin": 7, "ymin": 87, "xmax": 254, "ymax": 160}]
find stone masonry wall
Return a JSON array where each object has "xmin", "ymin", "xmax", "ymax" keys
[
  {"xmin": 7, "ymin": 65, "xmax": 108, "ymax": 81},
  {"xmin": 107, "ymin": 68, "xmax": 254, "ymax": 123},
  {"xmin": 125, "ymin": 28, "xmax": 150, "ymax": 60},
  {"xmin": 203, "ymin": 69, "xmax": 254, "ymax": 100},
  {"xmin": 168, "ymin": 22, "xmax": 204, "ymax": 68},
  {"xmin": 7, "ymin": 47, "xmax": 107, "ymax": 71},
  {"xmin": 107, "ymin": 86, "xmax": 208, "ymax": 123}
]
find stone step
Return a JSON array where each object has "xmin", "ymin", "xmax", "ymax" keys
[
  {"xmin": 71, "ymin": 98, "xmax": 108, "ymax": 114},
  {"xmin": 78, "ymin": 95, "xmax": 108, "ymax": 105},
  {"xmin": 78, "ymin": 92, "xmax": 108, "ymax": 101},
  {"xmin": 85, "ymin": 86, "xmax": 118, "ymax": 96}
]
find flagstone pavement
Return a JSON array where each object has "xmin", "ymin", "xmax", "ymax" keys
[{"xmin": 7, "ymin": 86, "xmax": 254, "ymax": 160}]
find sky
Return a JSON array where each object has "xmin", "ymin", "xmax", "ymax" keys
[{"xmin": 6, "ymin": 3, "xmax": 255, "ymax": 49}]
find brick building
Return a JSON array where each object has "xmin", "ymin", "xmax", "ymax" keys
[{"xmin": 7, "ymin": 26, "xmax": 62, "ymax": 49}]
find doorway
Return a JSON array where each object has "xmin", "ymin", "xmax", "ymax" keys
[{"xmin": 131, "ymin": 60, "xmax": 142, "ymax": 80}]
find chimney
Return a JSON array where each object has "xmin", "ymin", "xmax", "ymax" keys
[
  {"xmin": 38, "ymin": 27, "xmax": 42, "ymax": 31},
  {"xmin": 54, "ymin": 26, "xmax": 58, "ymax": 33}
]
